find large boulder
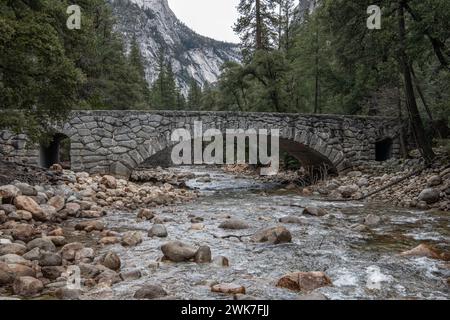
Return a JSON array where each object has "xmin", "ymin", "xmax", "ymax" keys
[
  {"xmin": 279, "ymin": 216, "xmax": 304, "ymax": 224},
  {"xmin": 14, "ymin": 196, "xmax": 47, "ymax": 221},
  {"xmin": 133, "ymin": 284, "xmax": 168, "ymax": 300},
  {"xmin": 418, "ymin": 188, "xmax": 441, "ymax": 204},
  {"xmin": 7, "ymin": 263, "xmax": 35, "ymax": 278},
  {"xmin": 13, "ymin": 276, "xmax": 43, "ymax": 297},
  {"xmin": 161, "ymin": 241, "xmax": 197, "ymax": 262},
  {"xmin": 219, "ymin": 219, "xmax": 249, "ymax": 230},
  {"xmin": 276, "ymin": 271, "xmax": 332, "ymax": 292},
  {"xmin": 251, "ymin": 226, "xmax": 292, "ymax": 244}
]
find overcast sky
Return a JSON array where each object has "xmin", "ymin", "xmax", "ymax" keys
[{"xmin": 168, "ymin": 0, "xmax": 241, "ymax": 43}]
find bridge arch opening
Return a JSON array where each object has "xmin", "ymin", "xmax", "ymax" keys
[
  {"xmin": 39, "ymin": 133, "xmax": 71, "ymax": 169},
  {"xmin": 375, "ymin": 138, "xmax": 393, "ymax": 161},
  {"xmin": 132, "ymin": 134, "xmax": 338, "ymax": 181}
]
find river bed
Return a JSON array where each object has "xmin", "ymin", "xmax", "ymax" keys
[{"xmin": 84, "ymin": 166, "xmax": 449, "ymax": 300}]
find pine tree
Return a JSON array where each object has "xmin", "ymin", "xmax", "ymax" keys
[
  {"xmin": 187, "ymin": 79, "xmax": 203, "ymax": 110},
  {"xmin": 233, "ymin": 0, "xmax": 277, "ymax": 60}
]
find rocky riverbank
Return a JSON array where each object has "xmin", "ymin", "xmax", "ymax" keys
[{"xmin": 0, "ymin": 165, "xmax": 198, "ymax": 299}]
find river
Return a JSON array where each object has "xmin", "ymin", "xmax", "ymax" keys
[{"xmin": 85, "ymin": 166, "xmax": 449, "ymax": 300}]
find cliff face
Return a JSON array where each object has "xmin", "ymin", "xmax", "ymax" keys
[{"xmin": 109, "ymin": 0, "xmax": 241, "ymax": 93}]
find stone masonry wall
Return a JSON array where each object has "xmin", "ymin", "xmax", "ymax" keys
[{"xmin": 0, "ymin": 111, "xmax": 405, "ymax": 177}]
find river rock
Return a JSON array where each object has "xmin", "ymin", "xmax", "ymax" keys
[
  {"xmin": 96, "ymin": 269, "xmax": 122, "ymax": 287},
  {"xmin": 211, "ymin": 283, "xmax": 246, "ymax": 295},
  {"xmin": 337, "ymin": 185, "xmax": 359, "ymax": 198},
  {"xmin": 48, "ymin": 236, "xmax": 66, "ymax": 247},
  {"xmin": 0, "ymin": 185, "xmax": 21, "ymax": 203},
  {"xmin": 400, "ymin": 244, "xmax": 448, "ymax": 261},
  {"xmin": 102, "ymin": 252, "xmax": 121, "ymax": 271},
  {"xmin": 121, "ymin": 231, "xmax": 143, "ymax": 247},
  {"xmin": 276, "ymin": 271, "xmax": 332, "ymax": 292},
  {"xmin": 302, "ymin": 207, "xmax": 328, "ymax": 217},
  {"xmin": 427, "ymin": 175, "xmax": 442, "ymax": 187},
  {"xmin": 116, "ymin": 269, "xmax": 140, "ymax": 283},
  {"xmin": 194, "ymin": 246, "xmax": 212, "ymax": 263},
  {"xmin": 14, "ymin": 183, "xmax": 37, "ymax": 197},
  {"xmin": 38, "ymin": 251, "xmax": 62, "ymax": 266},
  {"xmin": 48, "ymin": 228, "xmax": 64, "ymax": 237},
  {"xmin": 0, "ymin": 254, "xmax": 30, "ymax": 265},
  {"xmin": 75, "ymin": 220, "xmax": 105, "ymax": 232},
  {"xmin": 10, "ymin": 224, "xmax": 35, "ymax": 242},
  {"xmin": 15, "ymin": 210, "xmax": 32, "ymax": 221},
  {"xmin": 100, "ymin": 175, "xmax": 117, "ymax": 189},
  {"xmin": 41, "ymin": 266, "xmax": 65, "ymax": 281},
  {"xmin": 0, "ymin": 204, "xmax": 16, "ymax": 214},
  {"xmin": 60, "ymin": 242, "xmax": 84, "ymax": 261},
  {"xmin": 161, "ymin": 241, "xmax": 197, "ymax": 262},
  {"xmin": 418, "ymin": 188, "xmax": 440, "ymax": 204},
  {"xmin": 22, "ymin": 248, "xmax": 41, "ymax": 261},
  {"xmin": 13, "ymin": 276, "xmax": 43, "ymax": 297},
  {"xmin": 0, "ymin": 262, "xmax": 14, "ymax": 285},
  {"xmin": 364, "ymin": 214, "xmax": 381, "ymax": 226},
  {"xmin": 74, "ymin": 247, "xmax": 95, "ymax": 263},
  {"xmin": 148, "ymin": 224, "xmax": 168, "ymax": 238},
  {"xmin": 279, "ymin": 216, "xmax": 304, "ymax": 224},
  {"xmin": 65, "ymin": 203, "xmax": 81, "ymax": 216},
  {"xmin": 0, "ymin": 243, "xmax": 27, "ymax": 256},
  {"xmin": 251, "ymin": 226, "xmax": 292, "ymax": 244},
  {"xmin": 212, "ymin": 256, "xmax": 229, "ymax": 267},
  {"xmin": 99, "ymin": 236, "xmax": 120, "ymax": 245},
  {"xmin": 7, "ymin": 263, "xmax": 35, "ymax": 278},
  {"xmin": 27, "ymin": 237, "xmax": 56, "ymax": 252},
  {"xmin": 296, "ymin": 292, "xmax": 329, "ymax": 300},
  {"xmin": 55, "ymin": 287, "xmax": 81, "ymax": 300},
  {"xmin": 134, "ymin": 284, "xmax": 168, "ymax": 300},
  {"xmin": 14, "ymin": 196, "xmax": 47, "ymax": 221},
  {"xmin": 219, "ymin": 219, "xmax": 249, "ymax": 230},
  {"xmin": 47, "ymin": 196, "xmax": 65, "ymax": 212},
  {"xmin": 357, "ymin": 178, "xmax": 369, "ymax": 187},
  {"xmin": 137, "ymin": 208, "xmax": 154, "ymax": 220}
]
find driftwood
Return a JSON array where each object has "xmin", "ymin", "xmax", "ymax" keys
[
  {"xmin": 210, "ymin": 233, "xmax": 253, "ymax": 242},
  {"xmin": 315, "ymin": 164, "xmax": 434, "ymax": 202}
]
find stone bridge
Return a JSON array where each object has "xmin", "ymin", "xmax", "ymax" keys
[{"xmin": 0, "ymin": 111, "xmax": 406, "ymax": 177}]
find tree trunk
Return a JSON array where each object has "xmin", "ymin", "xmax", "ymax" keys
[
  {"xmin": 255, "ymin": 0, "xmax": 263, "ymax": 50},
  {"xmin": 397, "ymin": 1, "xmax": 435, "ymax": 163},
  {"xmin": 314, "ymin": 20, "xmax": 320, "ymax": 114}
]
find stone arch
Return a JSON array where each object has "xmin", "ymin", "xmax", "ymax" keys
[{"xmin": 132, "ymin": 128, "xmax": 345, "ymax": 177}]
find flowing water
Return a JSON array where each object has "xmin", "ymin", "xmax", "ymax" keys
[{"xmin": 86, "ymin": 166, "xmax": 449, "ymax": 300}]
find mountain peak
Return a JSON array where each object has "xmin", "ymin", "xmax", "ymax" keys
[{"xmin": 109, "ymin": 0, "xmax": 240, "ymax": 94}]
